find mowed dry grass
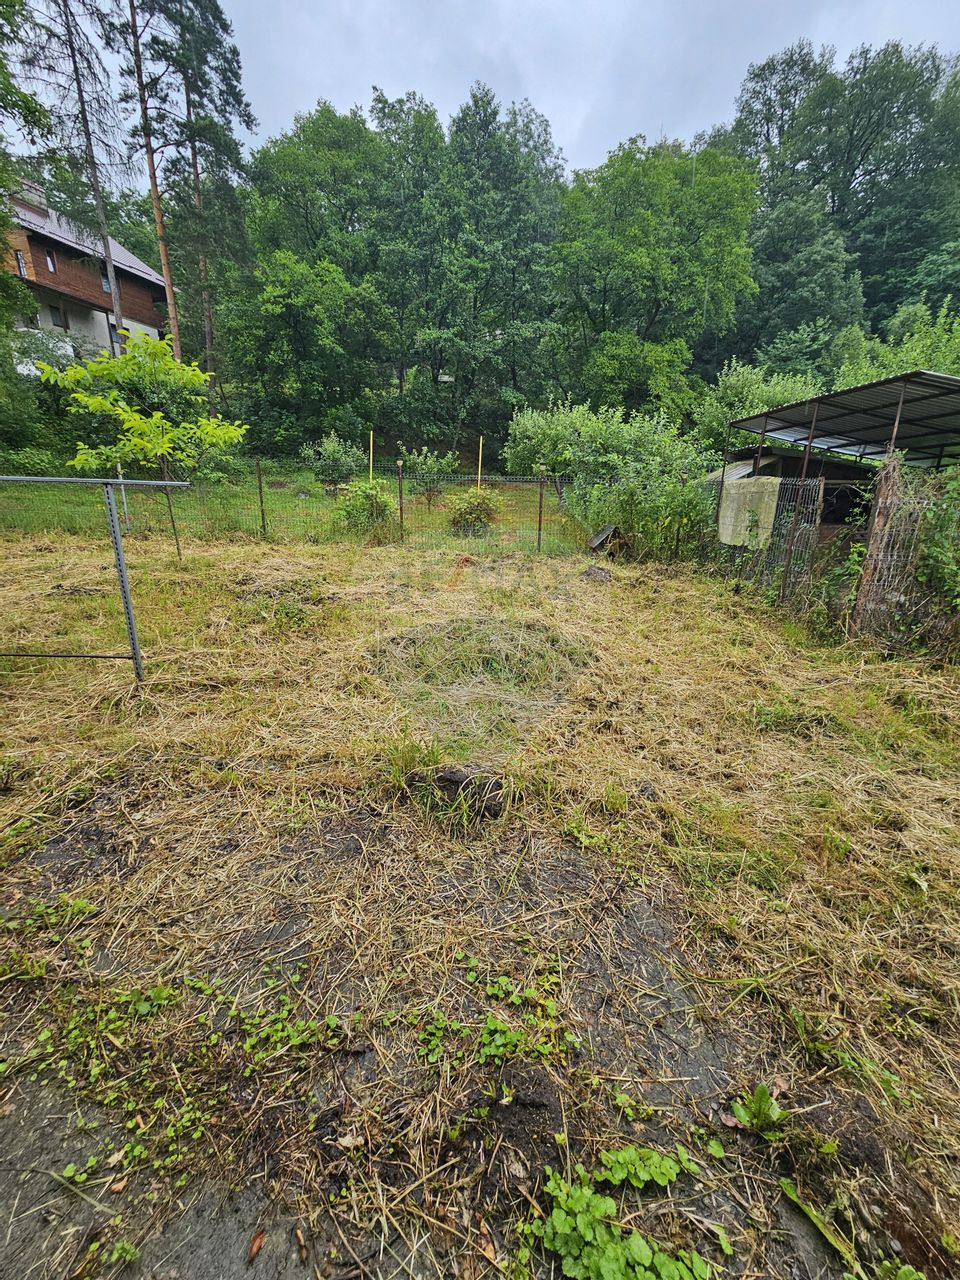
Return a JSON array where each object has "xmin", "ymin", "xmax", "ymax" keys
[{"xmin": 1, "ymin": 531, "xmax": 959, "ymax": 1278}]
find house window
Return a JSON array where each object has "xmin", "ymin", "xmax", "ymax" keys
[
  {"xmin": 49, "ymin": 304, "xmax": 68, "ymax": 330},
  {"xmin": 45, "ymin": 249, "xmax": 56, "ymax": 272},
  {"xmin": 100, "ymin": 264, "xmax": 111, "ymax": 293},
  {"xmin": 14, "ymin": 249, "xmax": 27, "ymax": 278}
]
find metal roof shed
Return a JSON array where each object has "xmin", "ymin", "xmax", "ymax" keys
[{"xmin": 727, "ymin": 370, "xmax": 960, "ymax": 472}]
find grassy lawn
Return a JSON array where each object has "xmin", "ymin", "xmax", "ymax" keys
[
  {"xmin": 0, "ymin": 533, "xmax": 958, "ymax": 1279},
  {"xmin": 0, "ymin": 472, "xmax": 584, "ymax": 554}
]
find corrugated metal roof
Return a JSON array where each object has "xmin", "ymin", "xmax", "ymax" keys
[
  {"xmin": 730, "ymin": 371, "xmax": 960, "ymax": 468},
  {"xmin": 12, "ymin": 198, "xmax": 166, "ymax": 290}
]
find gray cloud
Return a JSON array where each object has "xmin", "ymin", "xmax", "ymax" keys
[{"xmin": 227, "ymin": 0, "xmax": 960, "ymax": 166}]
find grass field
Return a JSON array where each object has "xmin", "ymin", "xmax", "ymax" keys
[
  {"xmin": 1, "ymin": 533, "xmax": 958, "ymax": 1279},
  {"xmin": 0, "ymin": 471, "xmax": 584, "ymax": 554}
]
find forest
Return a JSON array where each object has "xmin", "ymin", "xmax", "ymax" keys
[{"xmin": 1, "ymin": 0, "xmax": 960, "ymax": 471}]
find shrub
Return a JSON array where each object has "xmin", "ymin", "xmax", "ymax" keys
[
  {"xmin": 322, "ymin": 404, "xmax": 368, "ymax": 445},
  {"xmin": 398, "ymin": 444, "xmax": 459, "ymax": 508},
  {"xmin": 448, "ymin": 488, "xmax": 501, "ymax": 537},
  {"xmin": 39, "ymin": 332, "xmax": 247, "ymax": 476},
  {"xmin": 691, "ymin": 360, "xmax": 821, "ymax": 454},
  {"xmin": 573, "ymin": 468, "xmax": 716, "ymax": 561},
  {"xmin": 333, "ymin": 479, "xmax": 398, "ymax": 540},
  {"xmin": 300, "ymin": 432, "xmax": 365, "ymax": 487},
  {"xmin": 0, "ymin": 445, "xmax": 59, "ymax": 475},
  {"xmin": 504, "ymin": 400, "xmax": 714, "ymax": 485},
  {"xmin": 917, "ymin": 466, "xmax": 960, "ymax": 605}
]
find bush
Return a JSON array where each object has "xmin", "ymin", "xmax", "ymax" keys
[
  {"xmin": 191, "ymin": 450, "xmax": 250, "ymax": 485},
  {"xmin": 504, "ymin": 400, "xmax": 713, "ymax": 484},
  {"xmin": 691, "ymin": 360, "xmax": 821, "ymax": 454},
  {"xmin": 575, "ymin": 468, "xmax": 717, "ymax": 560},
  {"xmin": 323, "ymin": 404, "xmax": 369, "ymax": 445},
  {"xmin": 448, "ymin": 488, "xmax": 501, "ymax": 536},
  {"xmin": 917, "ymin": 465, "xmax": 960, "ymax": 611},
  {"xmin": 300, "ymin": 432, "xmax": 365, "ymax": 487},
  {"xmin": 39, "ymin": 332, "xmax": 247, "ymax": 475},
  {"xmin": 333, "ymin": 479, "xmax": 398, "ymax": 540},
  {"xmin": 398, "ymin": 444, "xmax": 459, "ymax": 508},
  {"xmin": 0, "ymin": 445, "xmax": 59, "ymax": 475}
]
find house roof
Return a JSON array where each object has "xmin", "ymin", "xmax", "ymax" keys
[
  {"xmin": 730, "ymin": 370, "xmax": 960, "ymax": 468},
  {"xmin": 12, "ymin": 197, "xmax": 166, "ymax": 291}
]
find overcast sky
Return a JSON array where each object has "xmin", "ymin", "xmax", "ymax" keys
[{"xmin": 226, "ymin": 0, "xmax": 960, "ymax": 169}]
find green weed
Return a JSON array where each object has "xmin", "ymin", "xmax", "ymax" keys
[
  {"xmin": 519, "ymin": 1155, "xmax": 716, "ymax": 1280},
  {"xmin": 730, "ymin": 1084, "xmax": 787, "ymax": 1139}
]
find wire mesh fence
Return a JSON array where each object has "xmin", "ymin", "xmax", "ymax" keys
[
  {"xmin": 706, "ymin": 476, "xmax": 831, "ymax": 596},
  {"xmin": 0, "ymin": 469, "xmax": 587, "ymax": 555},
  {"xmin": 704, "ymin": 465, "xmax": 960, "ymax": 653}
]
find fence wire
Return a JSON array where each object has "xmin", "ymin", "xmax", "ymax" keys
[
  {"xmin": 0, "ymin": 470, "xmax": 586, "ymax": 556},
  {"xmin": 706, "ymin": 476, "xmax": 828, "ymax": 594}
]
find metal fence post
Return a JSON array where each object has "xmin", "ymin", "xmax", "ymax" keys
[
  {"xmin": 256, "ymin": 458, "xmax": 268, "ymax": 538},
  {"xmin": 158, "ymin": 458, "xmax": 183, "ymax": 561},
  {"xmin": 116, "ymin": 463, "xmax": 131, "ymax": 532},
  {"xmin": 103, "ymin": 483, "xmax": 144, "ymax": 681},
  {"xmin": 537, "ymin": 465, "xmax": 545, "ymax": 552},
  {"xmin": 165, "ymin": 485, "xmax": 183, "ymax": 561},
  {"xmin": 397, "ymin": 459, "xmax": 404, "ymax": 540}
]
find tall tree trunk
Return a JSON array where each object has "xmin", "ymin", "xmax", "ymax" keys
[
  {"xmin": 183, "ymin": 81, "xmax": 215, "ymax": 398},
  {"xmin": 127, "ymin": 0, "xmax": 181, "ymax": 357},
  {"xmin": 60, "ymin": 0, "xmax": 124, "ymax": 342}
]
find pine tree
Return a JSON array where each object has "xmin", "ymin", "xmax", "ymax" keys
[
  {"xmin": 114, "ymin": 0, "xmax": 181, "ymax": 355},
  {"xmin": 162, "ymin": 0, "xmax": 254, "ymax": 389},
  {"xmin": 19, "ymin": 0, "xmax": 126, "ymax": 337}
]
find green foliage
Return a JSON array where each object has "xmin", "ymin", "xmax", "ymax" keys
[
  {"xmin": 38, "ymin": 333, "xmax": 247, "ymax": 474},
  {"xmin": 551, "ymin": 140, "xmax": 756, "ymax": 412},
  {"xmin": 835, "ymin": 302, "xmax": 960, "ymax": 387},
  {"xmin": 7, "ymin": 894, "xmax": 95, "ymax": 938},
  {"xmin": 61, "ymin": 1154, "xmax": 97, "ymax": 1184},
  {"xmin": 735, "ymin": 196, "xmax": 864, "ymax": 367},
  {"xmin": 417, "ymin": 1011, "xmax": 467, "ymax": 1065},
  {"xmin": 333, "ymin": 478, "xmax": 398, "ymax": 537},
  {"xmin": 730, "ymin": 1084, "xmax": 788, "ymax": 1139},
  {"xmin": 107, "ymin": 1240, "xmax": 140, "ymax": 1266},
  {"xmin": 0, "ymin": 445, "xmax": 57, "ymax": 474},
  {"xmin": 397, "ymin": 443, "xmax": 459, "ymax": 507},
  {"xmin": 417, "ymin": 958, "xmax": 576, "ymax": 1070},
  {"xmin": 575, "ymin": 465, "xmax": 715, "ymax": 561},
  {"xmin": 521, "ymin": 1161, "xmax": 715, "ymax": 1280},
  {"xmin": 595, "ymin": 1145, "xmax": 685, "ymax": 1190},
  {"xmin": 723, "ymin": 40, "xmax": 960, "ymax": 328},
  {"xmin": 508, "ymin": 402, "xmax": 715, "ymax": 559},
  {"xmin": 917, "ymin": 467, "xmax": 960, "ymax": 610},
  {"xmin": 447, "ymin": 488, "xmax": 501, "ymax": 536},
  {"xmin": 691, "ymin": 359, "xmax": 822, "ymax": 454},
  {"xmin": 300, "ymin": 431, "xmax": 365, "ymax": 486}
]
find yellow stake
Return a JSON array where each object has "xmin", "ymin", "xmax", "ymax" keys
[
  {"xmin": 477, "ymin": 435, "xmax": 483, "ymax": 491},
  {"xmin": 369, "ymin": 430, "xmax": 374, "ymax": 483}
]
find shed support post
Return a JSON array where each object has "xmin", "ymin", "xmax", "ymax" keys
[
  {"xmin": 716, "ymin": 418, "xmax": 733, "ymax": 524},
  {"xmin": 886, "ymin": 380, "xmax": 907, "ymax": 456},
  {"xmin": 779, "ymin": 402, "xmax": 819, "ymax": 602},
  {"xmin": 752, "ymin": 415, "xmax": 768, "ymax": 476}
]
